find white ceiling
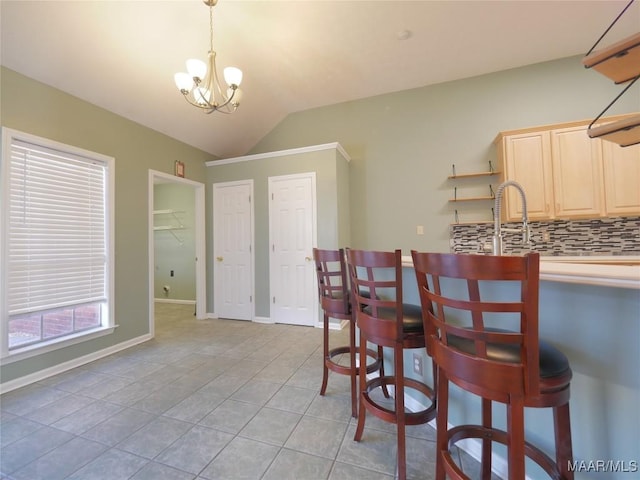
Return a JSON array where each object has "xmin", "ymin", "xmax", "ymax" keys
[{"xmin": 1, "ymin": 1, "xmax": 639, "ymax": 158}]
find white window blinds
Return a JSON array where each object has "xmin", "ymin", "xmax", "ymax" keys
[{"xmin": 7, "ymin": 138, "xmax": 108, "ymax": 316}]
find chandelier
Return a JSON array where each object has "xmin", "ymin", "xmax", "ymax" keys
[{"xmin": 174, "ymin": 0, "xmax": 242, "ymax": 114}]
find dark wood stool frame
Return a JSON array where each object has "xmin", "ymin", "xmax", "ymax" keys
[
  {"xmin": 412, "ymin": 251, "xmax": 574, "ymax": 480},
  {"xmin": 347, "ymin": 248, "xmax": 436, "ymax": 480},
  {"xmin": 313, "ymin": 248, "xmax": 383, "ymax": 418}
]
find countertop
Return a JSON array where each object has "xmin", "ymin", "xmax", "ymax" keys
[
  {"xmin": 401, "ymin": 255, "xmax": 640, "ymax": 290},
  {"xmin": 539, "ymin": 256, "xmax": 639, "ymax": 289}
]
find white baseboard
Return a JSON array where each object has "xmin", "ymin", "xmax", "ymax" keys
[
  {"xmin": 206, "ymin": 313, "xmax": 274, "ymax": 324},
  {"xmin": 154, "ymin": 298, "xmax": 196, "ymax": 305},
  {"xmin": 252, "ymin": 316, "xmax": 274, "ymax": 324},
  {"xmin": 328, "ymin": 319, "xmax": 349, "ymax": 330},
  {"xmin": 0, "ymin": 333, "xmax": 153, "ymax": 394}
]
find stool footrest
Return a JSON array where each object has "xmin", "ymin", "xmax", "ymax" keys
[
  {"xmin": 446, "ymin": 424, "xmax": 561, "ymax": 479},
  {"xmin": 326, "ymin": 346, "xmax": 382, "ymax": 376},
  {"xmin": 361, "ymin": 375, "xmax": 436, "ymax": 426}
]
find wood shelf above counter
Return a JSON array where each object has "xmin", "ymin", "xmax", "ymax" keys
[
  {"xmin": 447, "ymin": 171, "xmax": 501, "ymax": 179},
  {"xmin": 582, "ymin": 32, "xmax": 640, "ymax": 84},
  {"xmin": 447, "ymin": 163, "xmax": 501, "ymax": 224},
  {"xmin": 449, "ymin": 196, "xmax": 495, "ymax": 202},
  {"xmin": 582, "ymin": 22, "xmax": 640, "ymax": 147},
  {"xmin": 587, "ymin": 113, "xmax": 640, "ymax": 147}
]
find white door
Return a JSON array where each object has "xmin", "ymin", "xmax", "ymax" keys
[
  {"xmin": 213, "ymin": 181, "xmax": 254, "ymax": 321},
  {"xmin": 269, "ymin": 173, "xmax": 317, "ymax": 326}
]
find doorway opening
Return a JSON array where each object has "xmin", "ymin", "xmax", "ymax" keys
[{"xmin": 148, "ymin": 170, "xmax": 206, "ymax": 337}]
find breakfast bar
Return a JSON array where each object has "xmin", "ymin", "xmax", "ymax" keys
[{"xmin": 399, "ymin": 255, "xmax": 640, "ymax": 479}]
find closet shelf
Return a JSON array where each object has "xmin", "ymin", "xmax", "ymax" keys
[
  {"xmin": 587, "ymin": 113, "xmax": 640, "ymax": 147},
  {"xmin": 153, "ymin": 209, "xmax": 186, "ymax": 243},
  {"xmin": 582, "ymin": 32, "xmax": 640, "ymax": 84}
]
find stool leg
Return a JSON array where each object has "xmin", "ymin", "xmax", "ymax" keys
[
  {"xmin": 507, "ymin": 396, "xmax": 526, "ymax": 480},
  {"xmin": 378, "ymin": 345, "xmax": 390, "ymax": 398},
  {"xmin": 481, "ymin": 398, "xmax": 493, "ymax": 479},
  {"xmin": 395, "ymin": 344, "xmax": 407, "ymax": 480},
  {"xmin": 554, "ymin": 402, "xmax": 574, "ymax": 480},
  {"xmin": 320, "ymin": 313, "xmax": 329, "ymax": 396},
  {"xmin": 435, "ymin": 370, "xmax": 449, "ymax": 480},
  {"xmin": 349, "ymin": 316, "xmax": 357, "ymax": 418},
  {"xmin": 354, "ymin": 336, "xmax": 368, "ymax": 442}
]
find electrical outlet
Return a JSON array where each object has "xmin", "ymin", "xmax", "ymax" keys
[{"xmin": 413, "ymin": 353, "xmax": 423, "ymax": 375}]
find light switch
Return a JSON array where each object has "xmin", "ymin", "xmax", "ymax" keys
[{"xmin": 416, "ymin": 225, "xmax": 424, "ymax": 235}]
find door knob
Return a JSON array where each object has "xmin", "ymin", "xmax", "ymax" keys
[
  {"xmin": 305, "ymin": 256, "xmax": 312, "ymax": 262},
  {"xmin": 216, "ymin": 256, "xmax": 223, "ymax": 262}
]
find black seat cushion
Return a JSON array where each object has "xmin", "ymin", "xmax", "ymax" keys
[
  {"xmin": 363, "ymin": 303, "xmax": 424, "ymax": 333},
  {"xmin": 447, "ymin": 327, "xmax": 570, "ymax": 378}
]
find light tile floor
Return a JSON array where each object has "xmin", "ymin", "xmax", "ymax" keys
[{"xmin": 1, "ymin": 304, "xmax": 482, "ymax": 480}]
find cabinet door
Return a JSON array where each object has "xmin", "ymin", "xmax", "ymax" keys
[
  {"xmin": 602, "ymin": 141, "xmax": 640, "ymax": 215},
  {"xmin": 550, "ymin": 126, "xmax": 604, "ymax": 218},
  {"xmin": 502, "ymin": 131, "xmax": 554, "ymax": 221}
]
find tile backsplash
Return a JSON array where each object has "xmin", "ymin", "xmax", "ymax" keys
[{"xmin": 450, "ymin": 216, "xmax": 640, "ymax": 256}]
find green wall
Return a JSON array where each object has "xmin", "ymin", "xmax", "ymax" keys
[
  {"xmin": 250, "ymin": 55, "xmax": 639, "ymax": 253},
  {"xmin": 206, "ymin": 147, "xmax": 350, "ymax": 318},
  {"xmin": 0, "ymin": 67, "xmax": 214, "ymax": 384}
]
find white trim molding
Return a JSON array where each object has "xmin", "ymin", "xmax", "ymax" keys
[
  {"xmin": 206, "ymin": 142, "xmax": 351, "ymax": 166},
  {"xmin": 0, "ymin": 333, "xmax": 152, "ymax": 394}
]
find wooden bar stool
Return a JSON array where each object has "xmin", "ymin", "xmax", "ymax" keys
[
  {"xmin": 313, "ymin": 248, "xmax": 383, "ymax": 418},
  {"xmin": 346, "ymin": 248, "xmax": 436, "ymax": 480},
  {"xmin": 412, "ymin": 251, "xmax": 574, "ymax": 480}
]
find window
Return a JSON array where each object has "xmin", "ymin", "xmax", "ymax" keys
[{"xmin": 1, "ymin": 128, "xmax": 114, "ymax": 359}]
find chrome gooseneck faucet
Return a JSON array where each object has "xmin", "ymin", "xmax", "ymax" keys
[{"xmin": 492, "ymin": 180, "xmax": 531, "ymax": 256}]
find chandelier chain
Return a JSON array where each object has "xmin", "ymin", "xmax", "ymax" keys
[{"xmin": 209, "ymin": 3, "xmax": 214, "ymax": 53}]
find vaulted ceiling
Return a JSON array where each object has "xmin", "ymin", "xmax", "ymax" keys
[{"xmin": 2, "ymin": 1, "xmax": 638, "ymax": 158}]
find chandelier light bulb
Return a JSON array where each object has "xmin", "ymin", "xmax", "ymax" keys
[
  {"xmin": 186, "ymin": 59, "xmax": 207, "ymax": 82},
  {"xmin": 223, "ymin": 67, "xmax": 243, "ymax": 87},
  {"xmin": 174, "ymin": 72, "xmax": 193, "ymax": 92}
]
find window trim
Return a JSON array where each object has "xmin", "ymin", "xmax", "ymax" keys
[{"xmin": 0, "ymin": 127, "xmax": 115, "ymax": 362}]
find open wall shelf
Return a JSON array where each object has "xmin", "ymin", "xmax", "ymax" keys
[{"xmin": 583, "ymin": 1, "xmax": 640, "ymax": 148}]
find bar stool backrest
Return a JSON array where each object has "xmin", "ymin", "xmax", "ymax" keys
[
  {"xmin": 313, "ymin": 248, "xmax": 350, "ymax": 317},
  {"xmin": 346, "ymin": 249, "xmax": 405, "ymax": 347},
  {"xmin": 411, "ymin": 251, "xmax": 541, "ymax": 401}
]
